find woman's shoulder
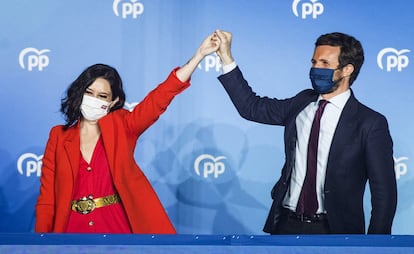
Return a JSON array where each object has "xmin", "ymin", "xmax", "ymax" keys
[
  {"xmin": 48, "ymin": 124, "xmax": 76, "ymax": 136},
  {"xmin": 50, "ymin": 124, "xmax": 65, "ymax": 132},
  {"xmin": 98, "ymin": 108, "xmax": 130, "ymax": 125},
  {"xmin": 106, "ymin": 108, "xmax": 129, "ymax": 118}
]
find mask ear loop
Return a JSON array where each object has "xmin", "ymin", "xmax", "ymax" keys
[
  {"xmin": 107, "ymin": 97, "xmax": 120, "ymax": 112},
  {"xmin": 335, "ymin": 64, "xmax": 354, "ymax": 82},
  {"xmin": 331, "ymin": 64, "xmax": 355, "ymax": 92},
  {"xmin": 328, "ymin": 66, "xmax": 341, "ymax": 84}
]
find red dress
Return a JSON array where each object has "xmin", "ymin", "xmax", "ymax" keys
[{"xmin": 65, "ymin": 137, "xmax": 132, "ymax": 233}]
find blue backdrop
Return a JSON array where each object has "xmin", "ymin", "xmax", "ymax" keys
[{"xmin": 0, "ymin": 0, "xmax": 412, "ymax": 234}]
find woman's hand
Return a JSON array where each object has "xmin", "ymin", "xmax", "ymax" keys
[
  {"xmin": 176, "ymin": 32, "xmax": 220, "ymax": 82},
  {"xmin": 196, "ymin": 32, "xmax": 220, "ymax": 58}
]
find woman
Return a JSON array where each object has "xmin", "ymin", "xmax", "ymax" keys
[{"xmin": 35, "ymin": 33, "xmax": 219, "ymax": 234}]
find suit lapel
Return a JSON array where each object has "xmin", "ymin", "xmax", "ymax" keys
[
  {"xmin": 326, "ymin": 91, "xmax": 359, "ymax": 170},
  {"xmin": 286, "ymin": 93, "xmax": 319, "ymax": 178}
]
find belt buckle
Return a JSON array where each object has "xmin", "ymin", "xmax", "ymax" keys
[
  {"xmin": 302, "ymin": 215, "xmax": 313, "ymax": 223},
  {"xmin": 73, "ymin": 196, "xmax": 96, "ymax": 214},
  {"xmin": 297, "ymin": 214, "xmax": 312, "ymax": 223}
]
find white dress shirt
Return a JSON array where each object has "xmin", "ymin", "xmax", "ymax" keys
[
  {"xmin": 222, "ymin": 61, "xmax": 237, "ymax": 74},
  {"xmin": 283, "ymin": 90, "xmax": 350, "ymax": 214}
]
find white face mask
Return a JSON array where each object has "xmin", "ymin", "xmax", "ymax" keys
[{"xmin": 80, "ymin": 95, "xmax": 111, "ymax": 121}]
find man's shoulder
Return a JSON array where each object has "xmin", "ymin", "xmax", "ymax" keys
[
  {"xmin": 349, "ymin": 94, "xmax": 389, "ymax": 122},
  {"xmin": 290, "ymin": 89, "xmax": 318, "ymax": 105},
  {"xmin": 296, "ymin": 89, "xmax": 317, "ymax": 98}
]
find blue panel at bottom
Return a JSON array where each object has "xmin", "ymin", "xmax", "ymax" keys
[
  {"xmin": 1, "ymin": 245, "xmax": 413, "ymax": 254},
  {"xmin": 1, "ymin": 234, "xmax": 414, "ymax": 254}
]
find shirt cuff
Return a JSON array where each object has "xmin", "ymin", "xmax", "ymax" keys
[{"xmin": 222, "ymin": 61, "xmax": 237, "ymax": 74}]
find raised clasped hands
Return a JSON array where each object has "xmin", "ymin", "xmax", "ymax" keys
[
  {"xmin": 196, "ymin": 29, "xmax": 234, "ymax": 65},
  {"xmin": 176, "ymin": 29, "xmax": 234, "ymax": 82},
  {"xmin": 197, "ymin": 32, "xmax": 220, "ymax": 57},
  {"xmin": 213, "ymin": 29, "xmax": 234, "ymax": 66}
]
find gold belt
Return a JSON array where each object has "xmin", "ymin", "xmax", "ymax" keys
[{"xmin": 71, "ymin": 194, "xmax": 120, "ymax": 214}]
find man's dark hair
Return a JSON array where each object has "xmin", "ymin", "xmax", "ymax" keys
[
  {"xmin": 315, "ymin": 32, "xmax": 364, "ymax": 86},
  {"xmin": 60, "ymin": 63, "xmax": 126, "ymax": 129}
]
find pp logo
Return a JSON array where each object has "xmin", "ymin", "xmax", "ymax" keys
[
  {"xmin": 377, "ymin": 48, "xmax": 410, "ymax": 72},
  {"xmin": 124, "ymin": 101, "xmax": 138, "ymax": 112},
  {"xmin": 198, "ymin": 54, "xmax": 222, "ymax": 72},
  {"xmin": 292, "ymin": 0, "xmax": 324, "ymax": 19},
  {"xmin": 19, "ymin": 47, "xmax": 50, "ymax": 71},
  {"xmin": 17, "ymin": 153, "xmax": 43, "ymax": 177},
  {"xmin": 113, "ymin": 0, "xmax": 144, "ymax": 19},
  {"xmin": 394, "ymin": 156, "xmax": 408, "ymax": 180},
  {"xmin": 194, "ymin": 154, "xmax": 226, "ymax": 178}
]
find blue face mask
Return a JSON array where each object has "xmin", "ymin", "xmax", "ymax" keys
[{"xmin": 309, "ymin": 67, "xmax": 339, "ymax": 94}]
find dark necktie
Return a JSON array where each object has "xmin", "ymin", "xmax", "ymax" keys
[{"xmin": 296, "ymin": 99, "xmax": 329, "ymax": 216}]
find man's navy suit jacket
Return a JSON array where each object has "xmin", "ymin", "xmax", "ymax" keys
[{"xmin": 218, "ymin": 66, "xmax": 397, "ymax": 234}]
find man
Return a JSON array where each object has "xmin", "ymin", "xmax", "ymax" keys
[{"xmin": 214, "ymin": 30, "xmax": 397, "ymax": 234}]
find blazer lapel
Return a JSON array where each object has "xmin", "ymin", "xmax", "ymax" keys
[
  {"xmin": 64, "ymin": 124, "xmax": 80, "ymax": 183},
  {"xmin": 99, "ymin": 115, "xmax": 116, "ymax": 176}
]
